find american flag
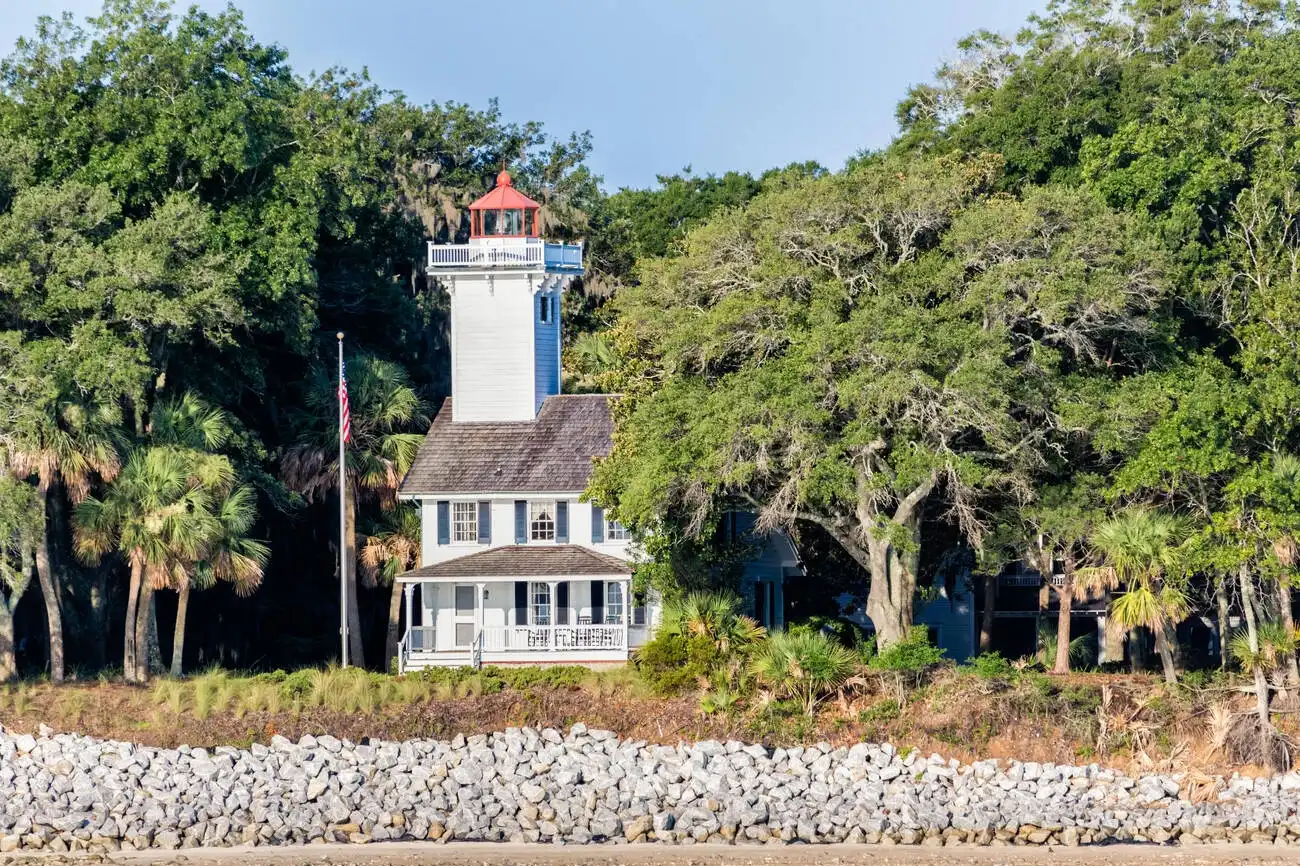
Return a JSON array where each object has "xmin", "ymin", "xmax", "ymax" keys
[{"xmin": 339, "ymin": 359, "xmax": 352, "ymax": 444}]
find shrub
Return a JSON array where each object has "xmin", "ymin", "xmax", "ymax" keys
[
  {"xmin": 490, "ymin": 665, "xmax": 588, "ymax": 691},
  {"xmin": 858, "ymin": 698, "xmax": 901, "ymax": 724},
  {"xmin": 967, "ymin": 652, "xmax": 1014, "ymax": 681},
  {"xmin": 867, "ymin": 627, "xmax": 944, "ymax": 701},
  {"xmin": 751, "ymin": 630, "xmax": 857, "ymax": 714},
  {"xmin": 635, "ymin": 631, "xmax": 714, "ymax": 694},
  {"xmin": 280, "ymin": 669, "xmax": 315, "ymax": 702}
]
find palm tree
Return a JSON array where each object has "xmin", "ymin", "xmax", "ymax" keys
[
  {"xmin": 1083, "ymin": 509, "xmax": 1190, "ymax": 684},
  {"xmin": 5, "ymin": 392, "xmax": 122, "ymax": 683},
  {"xmin": 751, "ymin": 630, "xmax": 856, "ymax": 714},
  {"xmin": 171, "ymin": 485, "xmax": 268, "ymax": 677},
  {"xmin": 282, "ymin": 355, "xmax": 425, "ymax": 669},
  {"xmin": 1228, "ymin": 615, "xmax": 1294, "ymax": 771},
  {"xmin": 74, "ymin": 447, "xmax": 217, "ymax": 683},
  {"xmin": 661, "ymin": 591, "xmax": 767, "ymax": 656},
  {"xmin": 360, "ymin": 504, "xmax": 421, "ymax": 673}
]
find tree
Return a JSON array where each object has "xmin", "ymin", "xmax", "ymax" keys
[
  {"xmin": 359, "ymin": 504, "xmax": 420, "ymax": 674},
  {"xmin": 0, "ymin": 474, "xmax": 39, "ymax": 681},
  {"xmin": 1, "ymin": 339, "xmax": 125, "ymax": 683},
  {"xmin": 282, "ymin": 355, "xmax": 425, "ymax": 668},
  {"xmin": 1026, "ymin": 478, "xmax": 1107, "ymax": 674},
  {"xmin": 74, "ymin": 446, "xmax": 224, "ymax": 683},
  {"xmin": 595, "ymin": 155, "xmax": 1172, "ymax": 646},
  {"xmin": 173, "ymin": 485, "xmax": 267, "ymax": 677},
  {"xmin": 1083, "ymin": 509, "xmax": 1190, "ymax": 684}
]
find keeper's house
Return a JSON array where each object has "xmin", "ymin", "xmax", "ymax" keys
[{"xmin": 394, "ymin": 171, "xmax": 800, "ymax": 671}]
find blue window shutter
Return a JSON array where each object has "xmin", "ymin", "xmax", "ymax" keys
[
  {"xmin": 591, "ymin": 580, "xmax": 604, "ymax": 625},
  {"xmin": 478, "ymin": 501, "xmax": 491, "ymax": 544},
  {"xmin": 514, "ymin": 581, "xmax": 528, "ymax": 624},
  {"xmin": 436, "ymin": 501, "xmax": 450, "ymax": 545},
  {"xmin": 557, "ymin": 582, "xmax": 570, "ymax": 625},
  {"xmin": 514, "ymin": 500, "xmax": 527, "ymax": 544},
  {"xmin": 556, "ymin": 501, "xmax": 569, "ymax": 543},
  {"xmin": 591, "ymin": 505, "xmax": 605, "ymax": 544}
]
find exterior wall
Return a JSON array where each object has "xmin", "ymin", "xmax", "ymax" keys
[
  {"xmin": 418, "ymin": 494, "xmax": 635, "ymax": 567},
  {"xmin": 726, "ymin": 512, "xmax": 802, "ymax": 629},
  {"xmin": 533, "ymin": 291, "xmax": 561, "ymax": 414},
  {"xmin": 449, "ymin": 270, "xmax": 539, "ymax": 423}
]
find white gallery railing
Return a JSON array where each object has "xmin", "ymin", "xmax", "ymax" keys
[
  {"xmin": 426, "ymin": 240, "xmax": 583, "ymax": 270},
  {"xmin": 479, "ymin": 624, "xmax": 625, "ymax": 652}
]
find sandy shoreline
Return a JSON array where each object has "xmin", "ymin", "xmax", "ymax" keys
[{"xmin": 11, "ymin": 841, "xmax": 1287, "ymax": 865}]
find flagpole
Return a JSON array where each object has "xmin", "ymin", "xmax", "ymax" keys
[{"xmin": 337, "ymin": 331, "xmax": 348, "ymax": 668}]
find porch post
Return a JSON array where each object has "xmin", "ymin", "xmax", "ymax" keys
[
  {"xmin": 547, "ymin": 580, "xmax": 559, "ymax": 649},
  {"xmin": 475, "ymin": 581, "xmax": 486, "ymax": 644},
  {"xmin": 403, "ymin": 582, "xmax": 414, "ymax": 647},
  {"xmin": 621, "ymin": 578, "xmax": 630, "ymax": 651}
]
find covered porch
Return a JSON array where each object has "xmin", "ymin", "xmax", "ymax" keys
[{"xmin": 395, "ymin": 545, "xmax": 640, "ymax": 671}]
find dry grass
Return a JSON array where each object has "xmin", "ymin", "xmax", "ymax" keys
[{"xmin": 1, "ymin": 664, "xmax": 1292, "ymax": 778}]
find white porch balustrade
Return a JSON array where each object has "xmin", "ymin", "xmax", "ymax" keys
[{"xmin": 425, "ymin": 240, "xmax": 583, "ymax": 270}]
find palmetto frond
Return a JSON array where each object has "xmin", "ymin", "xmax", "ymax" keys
[
  {"xmin": 151, "ymin": 393, "xmax": 231, "ymax": 452},
  {"xmin": 359, "ymin": 504, "xmax": 421, "ymax": 587},
  {"xmin": 283, "ymin": 354, "xmax": 426, "ymax": 506}
]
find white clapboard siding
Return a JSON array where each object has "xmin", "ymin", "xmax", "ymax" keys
[{"xmin": 451, "ymin": 272, "xmax": 537, "ymax": 423}]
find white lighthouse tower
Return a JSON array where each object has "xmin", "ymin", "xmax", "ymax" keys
[{"xmin": 426, "ymin": 170, "xmax": 584, "ymax": 423}]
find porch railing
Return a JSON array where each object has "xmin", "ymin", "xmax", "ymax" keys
[
  {"xmin": 479, "ymin": 624, "xmax": 625, "ymax": 652},
  {"xmin": 426, "ymin": 240, "xmax": 583, "ymax": 271}
]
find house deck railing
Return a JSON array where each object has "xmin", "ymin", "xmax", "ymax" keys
[
  {"xmin": 480, "ymin": 624, "xmax": 625, "ymax": 652},
  {"xmin": 425, "ymin": 240, "xmax": 583, "ymax": 271}
]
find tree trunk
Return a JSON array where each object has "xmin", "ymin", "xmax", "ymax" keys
[
  {"xmin": 88, "ymin": 568, "xmax": 110, "ymax": 671},
  {"xmin": 147, "ymin": 594, "xmax": 163, "ymax": 675},
  {"xmin": 979, "ymin": 572, "xmax": 997, "ymax": 654},
  {"xmin": 133, "ymin": 580, "xmax": 153, "ymax": 684},
  {"xmin": 1239, "ymin": 563, "xmax": 1277, "ymax": 768},
  {"xmin": 1153, "ymin": 622, "xmax": 1179, "ymax": 684},
  {"xmin": 1277, "ymin": 579, "xmax": 1300, "ymax": 686},
  {"xmin": 344, "ymin": 488, "xmax": 365, "ymax": 667},
  {"xmin": 123, "ymin": 560, "xmax": 143, "ymax": 684},
  {"xmin": 384, "ymin": 579, "xmax": 403, "ymax": 674},
  {"xmin": 865, "ymin": 538, "xmax": 917, "ymax": 648},
  {"xmin": 1216, "ymin": 576, "xmax": 1231, "ymax": 670},
  {"xmin": 1053, "ymin": 550, "xmax": 1075, "ymax": 675},
  {"xmin": 0, "ymin": 601, "xmax": 15, "ymax": 682},
  {"xmin": 33, "ymin": 488, "xmax": 65, "ymax": 683},
  {"xmin": 171, "ymin": 582, "xmax": 190, "ymax": 678}
]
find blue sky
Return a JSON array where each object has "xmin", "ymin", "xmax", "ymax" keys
[{"xmin": 1, "ymin": 0, "xmax": 1043, "ymax": 190}]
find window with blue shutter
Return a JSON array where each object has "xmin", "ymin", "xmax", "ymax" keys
[
  {"xmin": 478, "ymin": 501, "xmax": 491, "ymax": 544},
  {"xmin": 436, "ymin": 501, "xmax": 450, "ymax": 545},
  {"xmin": 514, "ymin": 501, "xmax": 527, "ymax": 544},
  {"xmin": 591, "ymin": 505, "xmax": 604, "ymax": 543},
  {"xmin": 555, "ymin": 501, "xmax": 568, "ymax": 543},
  {"xmin": 590, "ymin": 580, "xmax": 604, "ymax": 625}
]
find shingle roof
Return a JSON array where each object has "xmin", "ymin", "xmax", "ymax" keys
[
  {"xmin": 399, "ymin": 395, "xmax": 614, "ymax": 495},
  {"xmin": 398, "ymin": 545, "xmax": 633, "ymax": 581}
]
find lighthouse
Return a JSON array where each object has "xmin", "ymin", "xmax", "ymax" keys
[{"xmin": 426, "ymin": 170, "xmax": 585, "ymax": 423}]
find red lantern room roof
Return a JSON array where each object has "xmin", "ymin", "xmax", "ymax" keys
[{"xmin": 468, "ymin": 170, "xmax": 540, "ymax": 211}]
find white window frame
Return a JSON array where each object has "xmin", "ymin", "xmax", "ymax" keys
[
  {"xmin": 605, "ymin": 581, "xmax": 625, "ymax": 625},
  {"xmin": 452, "ymin": 501, "xmax": 478, "ymax": 543},
  {"xmin": 530, "ymin": 582, "xmax": 552, "ymax": 626},
  {"xmin": 529, "ymin": 500, "xmax": 556, "ymax": 542},
  {"xmin": 606, "ymin": 518, "xmax": 631, "ymax": 541}
]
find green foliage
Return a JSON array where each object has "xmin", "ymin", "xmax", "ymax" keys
[
  {"xmin": 967, "ymin": 652, "xmax": 1014, "ymax": 681},
  {"xmin": 858, "ymin": 698, "xmax": 902, "ymax": 724},
  {"xmin": 634, "ymin": 631, "xmax": 722, "ymax": 695},
  {"xmin": 751, "ymin": 629, "xmax": 857, "ymax": 714},
  {"xmin": 868, "ymin": 627, "xmax": 945, "ymax": 674}
]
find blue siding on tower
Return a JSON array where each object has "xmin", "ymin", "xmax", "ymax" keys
[{"xmin": 534, "ymin": 294, "xmax": 561, "ymax": 414}]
